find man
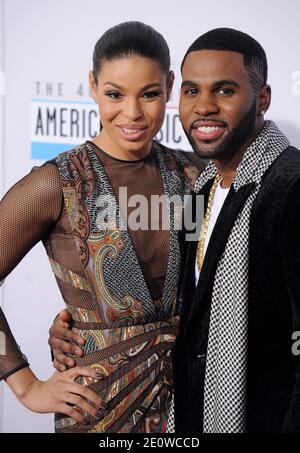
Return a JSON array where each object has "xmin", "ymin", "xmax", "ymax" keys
[
  {"xmin": 49, "ymin": 28, "xmax": 300, "ymax": 433},
  {"xmin": 172, "ymin": 28, "xmax": 300, "ymax": 433}
]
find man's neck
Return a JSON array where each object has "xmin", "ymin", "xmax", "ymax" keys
[
  {"xmin": 213, "ymin": 122, "xmax": 265, "ymax": 189},
  {"xmin": 214, "ymin": 150, "xmax": 244, "ymax": 188}
]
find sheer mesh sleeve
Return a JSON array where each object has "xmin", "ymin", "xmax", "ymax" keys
[{"xmin": 0, "ymin": 162, "xmax": 62, "ymax": 380}]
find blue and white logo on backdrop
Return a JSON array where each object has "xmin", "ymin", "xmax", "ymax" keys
[
  {"xmin": 31, "ymin": 99, "xmax": 99, "ymax": 159},
  {"xmin": 31, "ymin": 100, "xmax": 189, "ymax": 160}
]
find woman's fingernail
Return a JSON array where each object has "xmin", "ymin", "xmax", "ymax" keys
[
  {"xmin": 95, "ymin": 371, "xmax": 105, "ymax": 380},
  {"xmin": 99, "ymin": 401, "xmax": 108, "ymax": 409}
]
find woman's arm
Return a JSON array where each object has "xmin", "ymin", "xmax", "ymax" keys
[
  {"xmin": 0, "ymin": 162, "xmax": 62, "ymax": 379},
  {"xmin": 0, "ymin": 163, "xmax": 106, "ymax": 418},
  {"xmin": 0, "ymin": 163, "xmax": 62, "ymax": 280}
]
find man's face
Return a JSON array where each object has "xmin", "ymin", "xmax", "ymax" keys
[{"xmin": 179, "ymin": 50, "xmax": 259, "ymax": 160}]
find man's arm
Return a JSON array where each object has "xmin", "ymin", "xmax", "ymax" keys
[
  {"xmin": 49, "ymin": 309, "xmax": 85, "ymax": 371},
  {"xmin": 280, "ymin": 177, "xmax": 300, "ymax": 432}
]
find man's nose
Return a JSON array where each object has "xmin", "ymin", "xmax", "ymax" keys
[{"xmin": 194, "ymin": 92, "xmax": 219, "ymax": 117}]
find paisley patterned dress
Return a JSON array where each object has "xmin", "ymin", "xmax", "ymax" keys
[{"xmin": 42, "ymin": 140, "xmax": 200, "ymax": 433}]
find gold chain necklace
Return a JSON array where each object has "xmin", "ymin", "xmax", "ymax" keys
[{"xmin": 196, "ymin": 174, "xmax": 222, "ymax": 273}]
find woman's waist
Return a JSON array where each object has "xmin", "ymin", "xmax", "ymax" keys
[
  {"xmin": 66, "ymin": 301, "xmax": 179, "ymax": 330},
  {"xmin": 71, "ymin": 316, "xmax": 179, "ymax": 362},
  {"xmin": 70, "ymin": 319, "xmax": 177, "ymax": 414}
]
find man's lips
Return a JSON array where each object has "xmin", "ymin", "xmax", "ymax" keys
[
  {"xmin": 117, "ymin": 125, "xmax": 148, "ymax": 141},
  {"xmin": 191, "ymin": 120, "xmax": 227, "ymax": 141}
]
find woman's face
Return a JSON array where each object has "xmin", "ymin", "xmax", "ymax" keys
[{"xmin": 90, "ymin": 55, "xmax": 174, "ymax": 160}]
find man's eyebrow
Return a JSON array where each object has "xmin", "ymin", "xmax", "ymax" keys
[
  {"xmin": 181, "ymin": 79, "xmax": 241, "ymax": 89},
  {"xmin": 181, "ymin": 80, "xmax": 197, "ymax": 89},
  {"xmin": 213, "ymin": 80, "xmax": 240, "ymax": 88}
]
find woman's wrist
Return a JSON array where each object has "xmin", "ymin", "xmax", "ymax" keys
[{"xmin": 5, "ymin": 366, "xmax": 40, "ymax": 401}]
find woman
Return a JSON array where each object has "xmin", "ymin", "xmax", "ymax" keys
[{"xmin": 0, "ymin": 21, "xmax": 202, "ymax": 433}]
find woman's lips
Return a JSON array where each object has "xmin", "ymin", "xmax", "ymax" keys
[{"xmin": 117, "ymin": 125, "xmax": 148, "ymax": 142}]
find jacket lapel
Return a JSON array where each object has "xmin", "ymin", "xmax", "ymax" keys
[
  {"xmin": 184, "ymin": 181, "xmax": 256, "ymax": 337},
  {"xmin": 178, "ymin": 181, "xmax": 213, "ymax": 326}
]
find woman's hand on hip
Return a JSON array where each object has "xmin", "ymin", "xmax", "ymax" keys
[{"xmin": 8, "ymin": 366, "xmax": 106, "ymax": 423}]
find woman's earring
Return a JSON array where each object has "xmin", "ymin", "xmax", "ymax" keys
[{"xmin": 260, "ymin": 110, "xmax": 265, "ymax": 116}]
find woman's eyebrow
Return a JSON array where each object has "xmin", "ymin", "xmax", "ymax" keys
[
  {"xmin": 103, "ymin": 82, "xmax": 162, "ymax": 90},
  {"xmin": 103, "ymin": 81, "xmax": 123, "ymax": 89}
]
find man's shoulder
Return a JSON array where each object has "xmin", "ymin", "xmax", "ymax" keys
[
  {"xmin": 274, "ymin": 145, "xmax": 300, "ymax": 168},
  {"xmin": 278, "ymin": 145, "xmax": 300, "ymax": 164},
  {"xmin": 264, "ymin": 146, "xmax": 300, "ymax": 186},
  {"xmin": 253, "ymin": 146, "xmax": 300, "ymax": 213},
  {"xmin": 251, "ymin": 146, "xmax": 300, "ymax": 224},
  {"xmin": 154, "ymin": 141, "xmax": 205, "ymax": 172}
]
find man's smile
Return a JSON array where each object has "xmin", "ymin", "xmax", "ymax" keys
[{"xmin": 192, "ymin": 120, "xmax": 227, "ymax": 141}]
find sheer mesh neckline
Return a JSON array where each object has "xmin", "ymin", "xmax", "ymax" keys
[{"xmin": 86, "ymin": 140, "xmax": 154, "ymax": 164}]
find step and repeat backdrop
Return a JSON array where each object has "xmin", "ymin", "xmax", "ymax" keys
[{"xmin": 0, "ymin": 0, "xmax": 300, "ymax": 433}]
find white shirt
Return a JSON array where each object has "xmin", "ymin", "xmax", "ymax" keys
[{"xmin": 195, "ymin": 181, "xmax": 230, "ymax": 285}]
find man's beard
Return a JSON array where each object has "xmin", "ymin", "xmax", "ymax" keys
[{"xmin": 184, "ymin": 101, "xmax": 257, "ymax": 161}]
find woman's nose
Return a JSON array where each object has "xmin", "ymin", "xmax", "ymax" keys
[{"xmin": 123, "ymin": 99, "xmax": 144, "ymax": 121}]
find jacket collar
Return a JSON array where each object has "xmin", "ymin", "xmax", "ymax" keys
[{"xmin": 183, "ymin": 181, "xmax": 256, "ymax": 342}]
